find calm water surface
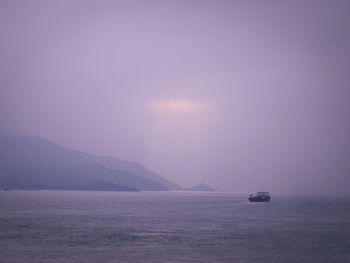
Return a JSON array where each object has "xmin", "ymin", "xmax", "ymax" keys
[{"xmin": 0, "ymin": 191, "xmax": 349, "ymax": 263}]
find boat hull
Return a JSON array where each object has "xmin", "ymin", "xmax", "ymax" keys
[{"xmin": 248, "ymin": 196, "xmax": 271, "ymax": 202}]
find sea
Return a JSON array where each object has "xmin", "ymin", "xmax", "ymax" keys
[{"xmin": 0, "ymin": 191, "xmax": 349, "ymax": 263}]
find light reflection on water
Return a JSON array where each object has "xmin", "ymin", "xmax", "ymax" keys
[{"xmin": 0, "ymin": 191, "xmax": 349, "ymax": 263}]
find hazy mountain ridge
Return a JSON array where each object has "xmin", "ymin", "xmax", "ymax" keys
[
  {"xmin": 0, "ymin": 135, "xmax": 180, "ymax": 191},
  {"xmin": 92, "ymin": 155, "xmax": 180, "ymax": 190}
]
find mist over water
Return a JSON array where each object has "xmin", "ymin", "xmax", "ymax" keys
[
  {"xmin": 1, "ymin": 191, "xmax": 350, "ymax": 263},
  {"xmin": 1, "ymin": 1, "xmax": 350, "ymax": 261}
]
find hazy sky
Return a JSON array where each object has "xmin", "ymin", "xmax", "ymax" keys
[{"xmin": 1, "ymin": 0, "xmax": 349, "ymax": 195}]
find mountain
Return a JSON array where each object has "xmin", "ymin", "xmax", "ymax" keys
[
  {"xmin": 0, "ymin": 164, "xmax": 165, "ymax": 191},
  {"xmin": 0, "ymin": 135, "xmax": 180, "ymax": 191},
  {"xmin": 0, "ymin": 166, "xmax": 139, "ymax": 191},
  {"xmin": 92, "ymin": 155, "xmax": 180, "ymax": 190},
  {"xmin": 188, "ymin": 183, "xmax": 215, "ymax": 191}
]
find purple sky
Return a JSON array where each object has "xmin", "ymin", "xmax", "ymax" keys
[{"xmin": 1, "ymin": 0, "xmax": 350, "ymax": 195}]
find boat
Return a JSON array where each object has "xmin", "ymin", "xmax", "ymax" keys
[{"xmin": 249, "ymin": 192, "xmax": 271, "ymax": 202}]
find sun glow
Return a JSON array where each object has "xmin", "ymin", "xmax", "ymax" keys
[{"xmin": 150, "ymin": 99, "xmax": 204, "ymax": 114}]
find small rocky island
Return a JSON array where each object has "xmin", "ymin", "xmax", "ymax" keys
[{"xmin": 188, "ymin": 183, "xmax": 215, "ymax": 191}]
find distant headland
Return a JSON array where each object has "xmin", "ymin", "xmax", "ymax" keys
[{"xmin": 0, "ymin": 134, "xmax": 181, "ymax": 192}]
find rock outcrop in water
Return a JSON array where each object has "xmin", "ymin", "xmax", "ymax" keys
[
  {"xmin": 0, "ymin": 134, "xmax": 181, "ymax": 191},
  {"xmin": 188, "ymin": 183, "xmax": 215, "ymax": 191}
]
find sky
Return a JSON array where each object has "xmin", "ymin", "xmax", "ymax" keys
[{"xmin": 1, "ymin": 0, "xmax": 350, "ymax": 195}]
